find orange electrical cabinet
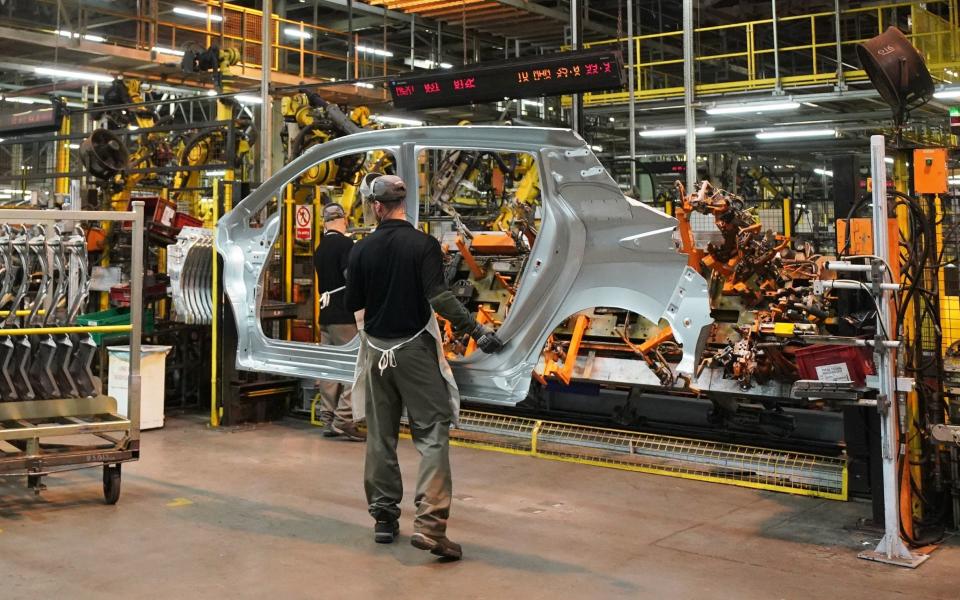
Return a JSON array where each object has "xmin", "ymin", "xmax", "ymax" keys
[
  {"xmin": 836, "ymin": 217, "xmax": 900, "ymax": 280},
  {"xmin": 913, "ymin": 148, "xmax": 947, "ymax": 194}
]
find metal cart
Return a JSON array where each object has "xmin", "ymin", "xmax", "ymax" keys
[{"xmin": 0, "ymin": 204, "xmax": 144, "ymax": 504}]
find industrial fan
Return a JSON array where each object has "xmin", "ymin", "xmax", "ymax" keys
[{"xmin": 79, "ymin": 128, "xmax": 129, "ymax": 190}]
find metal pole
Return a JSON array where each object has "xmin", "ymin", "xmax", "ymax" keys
[
  {"xmin": 571, "ymin": 0, "xmax": 582, "ymax": 133},
  {"xmin": 627, "ymin": 0, "xmax": 636, "ymax": 191},
  {"xmin": 858, "ymin": 134, "xmax": 925, "ymax": 568},
  {"xmin": 347, "ymin": 0, "xmax": 353, "ymax": 79},
  {"xmin": 771, "ymin": 0, "xmax": 781, "ymax": 93},
  {"xmin": 683, "ymin": 0, "xmax": 696, "ymax": 192},
  {"xmin": 834, "ymin": 0, "xmax": 845, "ymax": 89},
  {"xmin": 410, "ymin": 13, "xmax": 416, "ymax": 68},
  {"xmin": 128, "ymin": 201, "xmax": 144, "ymax": 440},
  {"xmin": 261, "ymin": 0, "xmax": 273, "ymax": 183}
]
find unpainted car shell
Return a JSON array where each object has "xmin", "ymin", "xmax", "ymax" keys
[{"xmin": 216, "ymin": 126, "xmax": 713, "ymax": 406}]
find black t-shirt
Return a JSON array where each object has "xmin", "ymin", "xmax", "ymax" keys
[
  {"xmin": 314, "ymin": 230, "xmax": 355, "ymax": 325},
  {"xmin": 345, "ymin": 219, "xmax": 448, "ymax": 338}
]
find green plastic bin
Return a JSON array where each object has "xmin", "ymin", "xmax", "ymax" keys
[{"xmin": 76, "ymin": 307, "xmax": 155, "ymax": 344}]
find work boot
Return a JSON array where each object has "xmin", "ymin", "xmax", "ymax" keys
[
  {"xmin": 320, "ymin": 413, "xmax": 339, "ymax": 438},
  {"xmin": 410, "ymin": 532, "xmax": 463, "ymax": 560},
  {"xmin": 333, "ymin": 421, "xmax": 366, "ymax": 442},
  {"xmin": 374, "ymin": 520, "xmax": 399, "ymax": 544}
]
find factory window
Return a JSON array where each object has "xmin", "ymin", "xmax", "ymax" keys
[
  {"xmin": 260, "ymin": 148, "xmax": 397, "ymax": 343},
  {"xmin": 416, "ymin": 147, "xmax": 541, "ymax": 359}
]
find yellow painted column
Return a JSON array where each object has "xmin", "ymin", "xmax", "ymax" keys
[
  {"xmin": 54, "ymin": 108, "xmax": 70, "ymax": 196},
  {"xmin": 210, "ymin": 178, "xmax": 221, "ymax": 428},
  {"xmin": 782, "ymin": 197, "xmax": 792, "ymax": 238},
  {"xmin": 284, "ymin": 184, "xmax": 294, "ymax": 340}
]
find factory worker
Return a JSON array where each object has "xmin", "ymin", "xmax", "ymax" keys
[{"xmin": 345, "ymin": 173, "xmax": 504, "ymax": 560}]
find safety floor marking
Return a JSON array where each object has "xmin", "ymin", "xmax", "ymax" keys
[{"xmin": 166, "ymin": 497, "xmax": 194, "ymax": 508}]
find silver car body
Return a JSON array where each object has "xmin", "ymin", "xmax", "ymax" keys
[{"xmin": 216, "ymin": 126, "xmax": 713, "ymax": 406}]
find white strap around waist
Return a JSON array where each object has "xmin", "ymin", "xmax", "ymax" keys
[{"xmin": 366, "ymin": 323, "xmax": 431, "ymax": 376}]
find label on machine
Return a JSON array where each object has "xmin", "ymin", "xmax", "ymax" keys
[
  {"xmin": 815, "ymin": 362, "xmax": 852, "ymax": 382},
  {"xmin": 295, "ymin": 205, "xmax": 313, "ymax": 241}
]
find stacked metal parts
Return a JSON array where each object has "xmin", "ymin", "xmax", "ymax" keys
[
  {"xmin": 166, "ymin": 227, "xmax": 214, "ymax": 325},
  {"xmin": 0, "ymin": 224, "xmax": 98, "ymax": 400}
]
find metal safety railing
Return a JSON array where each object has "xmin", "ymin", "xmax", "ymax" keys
[
  {"xmin": 15, "ymin": 0, "xmax": 400, "ymax": 82},
  {"xmin": 583, "ymin": 0, "xmax": 960, "ymax": 104},
  {"xmin": 402, "ymin": 410, "xmax": 848, "ymax": 500}
]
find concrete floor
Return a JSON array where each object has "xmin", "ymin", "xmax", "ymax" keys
[{"xmin": 0, "ymin": 415, "xmax": 957, "ymax": 599}]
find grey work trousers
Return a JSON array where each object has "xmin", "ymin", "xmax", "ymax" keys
[
  {"xmin": 363, "ymin": 332, "xmax": 452, "ymax": 536},
  {"xmin": 317, "ymin": 323, "xmax": 358, "ymax": 427}
]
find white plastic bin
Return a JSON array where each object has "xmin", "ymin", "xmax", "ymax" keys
[{"xmin": 108, "ymin": 345, "xmax": 172, "ymax": 430}]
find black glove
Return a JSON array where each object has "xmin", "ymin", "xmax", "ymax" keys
[{"xmin": 470, "ymin": 322, "xmax": 504, "ymax": 354}]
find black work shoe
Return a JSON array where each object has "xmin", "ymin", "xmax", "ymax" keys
[
  {"xmin": 333, "ymin": 421, "xmax": 366, "ymax": 442},
  {"xmin": 410, "ymin": 532, "xmax": 462, "ymax": 560},
  {"xmin": 374, "ymin": 520, "xmax": 399, "ymax": 544}
]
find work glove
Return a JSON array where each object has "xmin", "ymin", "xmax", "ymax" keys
[{"xmin": 470, "ymin": 322, "xmax": 504, "ymax": 354}]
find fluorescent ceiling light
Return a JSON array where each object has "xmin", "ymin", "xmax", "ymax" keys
[
  {"xmin": 403, "ymin": 57, "xmax": 452, "ymax": 69},
  {"xmin": 35, "ymin": 66, "xmax": 113, "ymax": 83},
  {"xmin": 706, "ymin": 101, "xmax": 800, "ymax": 115},
  {"xmin": 885, "ymin": 157, "xmax": 895, "ymax": 164},
  {"xmin": 591, "ymin": 145, "xmax": 603, "ymax": 152},
  {"xmin": 67, "ymin": 143, "xmax": 80, "ymax": 149},
  {"xmin": 372, "ymin": 115, "xmax": 423, "ymax": 126},
  {"xmin": 173, "ymin": 6, "xmax": 223, "ymax": 22},
  {"xmin": 933, "ymin": 87, "xmax": 960, "ymax": 99},
  {"xmin": 0, "ymin": 195, "xmax": 11, "ymax": 200},
  {"xmin": 205, "ymin": 170, "xmax": 227, "ymax": 177},
  {"xmin": 153, "ymin": 46, "xmax": 185, "ymax": 57},
  {"xmin": 354, "ymin": 82, "xmax": 375, "ymax": 89},
  {"xmin": 756, "ymin": 128, "xmax": 835, "ymax": 140},
  {"xmin": 3, "ymin": 96, "xmax": 39, "ymax": 104},
  {"xmin": 356, "ymin": 45, "xmax": 394, "ymax": 58},
  {"xmin": 235, "ymin": 94, "xmax": 263, "ymax": 104},
  {"xmin": 284, "ymin": 27, "xmax": 312, "ymax": 40},
  {"xmin": 56, "ymin": 30, "xmax": 106, "ymax": 43},
  {"xmin": 608, "ymin": 117, "xmax": 615, "ymax": 122},
  {"xmin": 639, "ymin": 126, "xmax": 715, "ymax": 138},
  {"xmin": 521, "ymin": 99, "xmax": 543, "ymax": 107},
  {"xmin": 813, "ymin": 168, "xmax": 833, "ymax": 177},
  {"xmin": 206, "ymin": 89, "xmax": 218, "ymax": 96}
]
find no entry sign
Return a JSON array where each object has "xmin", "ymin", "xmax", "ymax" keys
[{"xmin": 295, "ymin": 205, "xmax": 313, "ymax": 241}]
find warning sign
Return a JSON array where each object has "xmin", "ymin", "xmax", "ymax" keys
[{"xmin": 295, "ymin": 205, "xmax": 313, "ymax": 241}]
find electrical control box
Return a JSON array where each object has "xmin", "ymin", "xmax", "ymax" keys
[{"xmin": 913, "ymin": 148, "xmax": 947, "ymax": 194}]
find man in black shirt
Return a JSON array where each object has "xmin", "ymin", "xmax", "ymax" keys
[
  {"xmin": 313, "ymin": 202, "xmax": 364, "ymax": 441},
  {"xmin": 345, "ymin": 174, "xmax": 503, "ymax": 560}
]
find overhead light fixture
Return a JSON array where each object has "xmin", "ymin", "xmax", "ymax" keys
[
  {"xmin": 205, "ymin": 170, "xmax": 227, "ymax": 177},
  {"xmin": 152, "ymin": 46, "xmax": 185, "ymax": 57},
  {"xmin": 933, "ymin": 87, "xmax": 960, "ymax": 99},
  {"xmin": 755, "ymin": 128, "xmax": 836, "ymax": 140},
  {"xmin": 206, "ymin": 89, "xmax": 218, "ymax": 97},
  {"xmin": 173, "ymin": 6, "xmax": 223, "ymax": 22},
  {"xmin": 885, "ymin": 157, "xmax": 895, "ymax": 164},
  {"xmin": 591, "ymin": 145, "xmax": 603, "ymax": 152},
  {"xmin": 521, "ymin": 99, "xmax": 543, "ymax": 107},
  {"xmin": 638, "ymin": 126, "xmax": 715, "ymax": 138},
  {"xmin": 34, "ymin": 66, "xmax": 113, "ymax": 83},
  {"xmin": 372, "ymin": 115, "xmax": 423, "ymax": 126},
  {"xmin": 284, "ymin": 27, "xmax": 312, "ymax": 40},
  {"xmin": 56, "ymin": 30, "xmax": 107, "ymax": 43},
  {"xmin": 403, "ymin": 57, "xmax": 452, "ymax": 69},
  {"xmin": 67, "ymin": 143, "xmax": 80, "ymax": 149},
  {"xmin": 356, "ymin": 45, "xmax": 394, "ymax": 58},
  {"xmin": 706, "ymin": 101, "xmax": 800, "ymax": 115},
  {"xmin": 608, "ymin": 117, "xmax": 615, "ymax": 122},
  {"xmin": 235, "ymin": 94, "xmax": 263, "ymax": 104},
  {"xmin": 814, "ymin": 168, "xmax": 833, "ymax": 177},
  {"xmin": 354, "ymin": 82, "xmax": 375, "ymax": 89},
  {"xmin": 2, "ymin": 96, "xmax": 39, "ymax": 104}
]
